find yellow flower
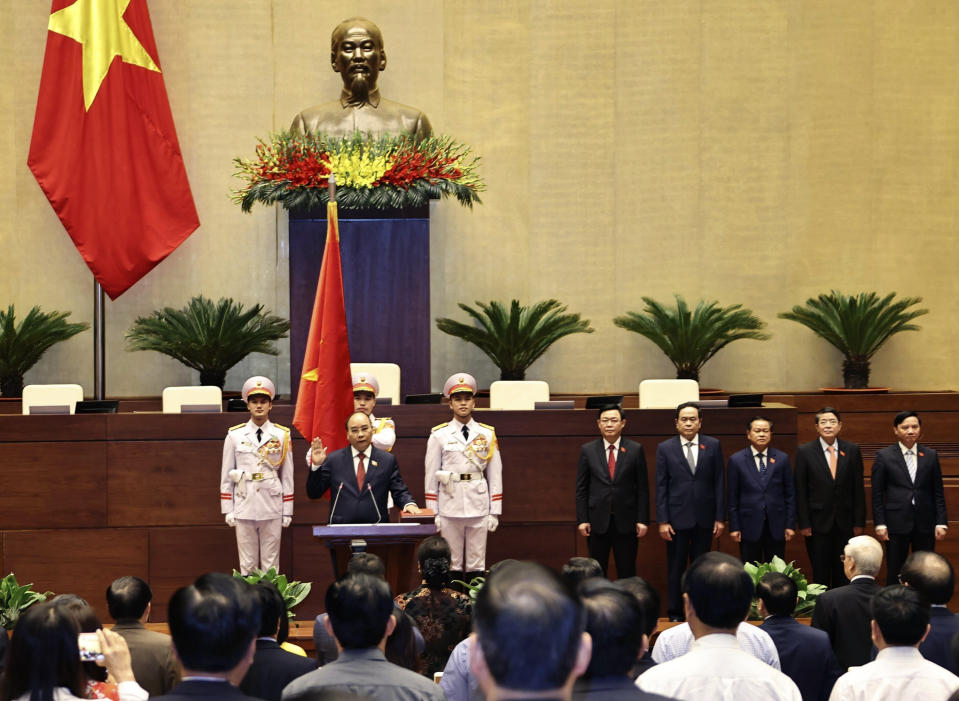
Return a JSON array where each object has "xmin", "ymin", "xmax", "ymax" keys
[{"xmin": 324, "ymin": 145, "xmax": 393, "ymax": 189}]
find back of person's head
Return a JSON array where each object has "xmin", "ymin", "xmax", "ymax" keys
[
  {"xmin": 683, "ymin": 552, "xmax": 753, "ymax": 629},
  {"xmin": 900, "ymin": 551, "xmax": 954, "ymax": 605},
  {"xmin": 845, "ymin": 535, "xmax": 883, "ymax": 576},
  {"xmin": 253, "ymin": 581, "xmax": 287, "ymax": 638},
  {"xmin": 326, "ymin": 573, "xmax": 394, "ymax": 649},
  {"xmin": 756, "ymin": 573, "xmax": 798, "ymax": 617},
  {"xmin": 473, "ymin": 561, "xmax": 586, "ymax": 692},
  {"xmin": 561, "ymin": 557, "xmax": 604, "ymax": 589},
  {"xmin": 106, "ymin": 576, "xmax": 152, "ymax": 621},
  {"xmin": 347, "ymin": 552, "xmax": 386, "ymax": 580},
  {"xmin": 0, "ymin": 601, "xmax": 84, "ymax": 701},
  {"xmin": 418, "ymin": 535, "xmax": 453, "ymax": 590},
  {"xmin": 52, "ymin": 594, "xmax": 107, "ymax": 682},
  {"xmin": 616, "ymin": 577, "xmax": 661, "ymax": 637},
  {"xmin": 578, "ymin": 578, "xmax": 644, "ymax": 679},
  {"xmin": 872, "ymin": 585, "xmax": 930, "ymax": 646},
  {"xmin": 167, "ymin": 572, "xmax": 260, "ymax": 672}
]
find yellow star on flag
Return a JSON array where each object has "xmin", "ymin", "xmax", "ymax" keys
[{"xmin": 48, "ymin": 0, "xmax": 160, "ymax": 111}]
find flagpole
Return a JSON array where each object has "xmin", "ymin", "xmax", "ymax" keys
[
  {"xmin": 93, "ymin": 281, "xmax": 105, "ymax": 400},
  {"xmin": 328, "ymin": 173, "xmax": 336, "ymax": 203}
]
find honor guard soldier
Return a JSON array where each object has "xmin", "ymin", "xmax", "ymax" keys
[
  {"xmin": 424, "ymin": 373, "xmax": 503, "ymax": 582},
  {"xmin": 221, "ymin": 376, "xmax": 294, "ymax": 575},
  {"xmin": 307, "ymin": 373, "xmax": 395, "ymax": 468}
]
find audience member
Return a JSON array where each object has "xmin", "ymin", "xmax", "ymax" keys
[
  {"xmin": 811, "ymin": 535, "xmax": 882, "ymax": 671},
  {"xmin": 394, "ymin": 535, "xmax": 471, "ymax": 676},
  {"xmin": 106, "ymin": 576, "xmax": 180, "ymax": 696},
  {"xmin": 830, "ymin": 585, "xmax": 959, "ymax": 700},
  {"xmin": 637, "ymin": 552, "xmax": 800, "ymax": 700},
  {"xmin": 153, "ymin": 572, "xmax": 262, "ymax": 701},
  {"xmin": 240, "ymin": 581, "xmax": 316, "ymax": 701},
  {"xmin": 0, "ymin": 601, "xmax": 147, "ymax": 701},
  {"xmin": 54, "ymin": 594, "xmax": 120, "ymax": 700},
  {"xmin": 283, "ymin": 574, "xmax": 443, "ymax": 701},
  {"xmin": 572, "ymin": 579, "xmax": 670, "ymax": 700},
  {"xmin": 470, "ymin": 561, "xmax": 590, "ymax": 701},
  {"xmin": 651, "ymin": 619, "xmax": 780, "ymax": 668},
  {"xmin": 899, "ymin": 550, "xmax": 959, "ymax": 673},
  {"xmin": 757, "ymin": 573, "xmax": 841, "ymax": 701},
  {"xmin": 616, "ymin": 577, "xmax": 660, "ymax": 677},
  {"xmin": 560, "ymin": 557, "xmax": 604, "ymax": 589}
]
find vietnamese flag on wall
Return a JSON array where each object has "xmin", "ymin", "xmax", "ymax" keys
[
  {"xmin": 293, "ymin": 200, "xmax": 354, "ymax": 453},
  {"xmin": 28, "ymin": 0, "xmax": 199, "ymax": 300}
]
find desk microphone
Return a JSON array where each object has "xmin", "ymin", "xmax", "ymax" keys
[
  {"xmin": 366, "ymin": 484, "xmax": 383, "ymax": 524},
  {"xmin": 329, "ymin": 483, "xmax": 343, "ymax": 524}
]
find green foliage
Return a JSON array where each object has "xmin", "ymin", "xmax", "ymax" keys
[
  {"xmin": 451, "ymin": 575, "xmax": 486, "ymax": 603},
  {"xmin": 743, "ymin": 556, "xmax": 827, "ymax": 620},
  {"xmin": 0, "ymin": 305, "xmax": 89, "ymax": 397},
  {"xmin": 613, "ymin": 296, "xmax": 770, "ymax": 382},
  {"xmin": 125, "ymin": 296, "xmax": 290, "ymax": 389},
  {"xmin": 233, "ymin": 567, "xmax": 311, "ymax": 618},
  {"xmin": 0, "ymin": 573, "xmax": 53, "ymax": 630},
  {"xmin": 778, "ymin": 290, "xmax": 927, "ymax": 388},
  {"xmin": 436, "ymin": 299, "xmax": 594, "ymax": 381}
]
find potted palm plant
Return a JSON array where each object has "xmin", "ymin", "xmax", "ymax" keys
[
  {"xmin": 778, "ymin": 291, "xmax": 927, "ymax": 389},
  {"xmin": 125, "ymin": 296, "xmax": 290, "ymax": 389},
  {"xmin": 613, "ymin": 296, "xmax": 770, "ymax": 382},
  {"xmin": 436, "ymin": 299, "xmax": 594, "ymax": 381},
  {"xmin": 0, "ymin": 305, "xmax": 89, "ymax": 397}
]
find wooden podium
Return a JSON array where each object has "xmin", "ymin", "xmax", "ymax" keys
[{"xmin": 313, "ymin": 522, "xmax": 437, "ymax": 595}]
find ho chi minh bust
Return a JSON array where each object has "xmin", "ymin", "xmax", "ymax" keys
[{"xmin": 291, "ymin": 17, "xmax": 432, "ymax": 141}]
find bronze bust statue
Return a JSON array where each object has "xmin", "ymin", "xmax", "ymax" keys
[{"xmin": 291, "ymin": 17, "xmax": 432, "ymax": 140}]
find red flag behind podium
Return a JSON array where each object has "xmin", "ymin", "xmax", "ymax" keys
[
  {"xmin": 28, "ymin": 0, "xmax": 199, "ymax": 299},
  {"xmin": 293, "ymin": 201, "xmax": 354, "ymax": 451}
]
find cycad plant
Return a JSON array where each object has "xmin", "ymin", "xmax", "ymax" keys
[
  {"xmin": 233, "ymin": 567, "xmax": 311, "ymax": 619},
  {"xmin": 126, "ymin": 296, "xmax": 290, "ymax": 389},
  {"xmin": 613, "ymin": 296, "xmax": 770, "ymax": 382},
  {"xmin": 0, "ymin": 305, "xmax": 89, "ymax": 397},
  {"xmin": 436, "ymin": 299, "xmax": 594, "ymax": 381},
  {"xmin": 778, "ymin": 290, "xmax": 927, "ymax": 389}
]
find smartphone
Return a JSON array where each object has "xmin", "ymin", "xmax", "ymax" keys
[{"xmin": 78, "ymin": 632, "xmax": 102, "ymax": 662}]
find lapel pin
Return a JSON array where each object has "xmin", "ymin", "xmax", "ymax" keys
[
  {"xmin": 620, "ymin": 446, "xmax": 626, "ymax": 453},
  {"xmin": 700, "ymin": 444, "xmax": 706, "ymax": 451},
  {"xmin": 770, "ymin": 458, "xmax": 776, "ymax": 463},
  {"xmin": 371, "ymin": 460, "xmax": 378, "ymax": 467},
  {"xmin": 919, "ymin": 452, "xmax": 924, "ymax": 458},
  {"xmin": 840, "ymin": 451, "xmax": 846, "ymax": 456}
]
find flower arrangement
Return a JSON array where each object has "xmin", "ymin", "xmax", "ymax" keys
[{"xmin": 233, "ymin": 131, "xmax": 484, "ymax": 211}]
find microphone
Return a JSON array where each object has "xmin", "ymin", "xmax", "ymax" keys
[
  {"xmin": 367, "ymin": 483, "xmax": 383, "ymax": 524},
  {"xmin": 329, "ymin": 483, "xmax": 343, "ymax": 524}
]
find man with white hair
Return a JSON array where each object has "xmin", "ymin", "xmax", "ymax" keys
[{"xmin": 811, "ymin": 535, "xmax": 883, "ymax": 671}]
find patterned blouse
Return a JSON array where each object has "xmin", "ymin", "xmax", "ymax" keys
[{"xmin": 395, "ymin": 584, "xmax": 472, "ymax": 675}]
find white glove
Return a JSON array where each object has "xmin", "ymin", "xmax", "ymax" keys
[
  {"xmin": 436, "ymin": 470, "xmax": 453, "ymax": 485},
  {"xmin": 487, "ymin": 515, "xmax": 499, "ymax": 532},
  {"xmin": 225, "ymin": 513, "xmax": 236, "ymax": 527},
  {"xmin": 435, "ymin": 515, "xmax": 445, "ymax": 533},
  {"xmin": 228, "ymin": 469, "xmax": 243, "ymax": 483},
  {"xmin": 282, "ymin": 516, "xmax": 292, "ymax": 527}
]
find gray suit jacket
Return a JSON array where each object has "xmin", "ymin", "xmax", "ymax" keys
[{"xmin": 111, "ymin": 620, "xmax": 180, "ymax": 696}]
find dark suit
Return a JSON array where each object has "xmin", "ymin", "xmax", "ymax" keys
[
  {"xmin": 727, "ymin": 447, "xmax": 796, "ymax": 563},
  {"xmin": 760, "ymin": 615, "xmax": 841, "ymax": 701},
  {"xmin": 240, "ymin": 639, "xmax": 317, "ymax": 701},
  {"xmin": 794, "ymin": 438, "xmax": 865, "ymax": 588},
  {"xmin": 871, "ymin": 442, "xmax": 947, "ymax": 584},
  {"xmin": 153, "ymin": 679, "xmax": 265, "ymax": 701},
  {"xmin": 306, "ymin": 445, "xmax": 415, "ymax": 523},
  {"xmin": 810, "ymin": 576, "xmax": 881, "ymax": 671},
  {"xmin": 575, "ymin": 438, "xmax": 649, "ymax": 578},
  {"xmin": 920, "ymin": 607, "xmax": 959, "ymax": 674},
  {"xmin": 655, "ymin": 434, "xmax": 724, "ymax": 618}
]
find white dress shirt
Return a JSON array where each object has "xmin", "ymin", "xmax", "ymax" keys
[
  {"xmin": 652, "ymin": 621, "xmax": 781, "ymax": 669},
  {"xmin": 639, "ymin": 633, "xmax": 801, "ymax": 700},
  {"xmin": 829, "ymin": 645, "xmax": 959, "ymax": 700}
]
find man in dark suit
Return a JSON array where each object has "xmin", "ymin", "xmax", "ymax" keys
[
  {"xmin": 758, "ymin": 572, "xmax": 841, "ymax": 701},
  {"xmin": 307, "ymin": 411, "xmax": 421, "ymax": 522},
  {"xmin": 241, "ymin": 582, "xmax": 315, "ymax": 701},
  {"xmin": 872, "ymin": 410, "xmax": 948, "ymax": 585},
  {"xmin": 727, "ymin": 416, "xmax": 796, "ymax": 563},
  {"xmin": 810, "ymin": 535, "xmax": 883, "ymax": 671},
  {"xmin": 153, "ymin": 573, "xmax": 263, "ymax": 701},
  {"xmin": 575, "ymin": 404, "xmax": 650, "ymax": 579},
  {"xmin": 655, "ymin": 402, "xmax": 725, "ymax": 620},
  {"xmin": 794, "ymin": 406, "xmax": 866, "ymax": 588},
  {"xmin": 900, "ymin": 550, "xmax": 959, "ymax": 673}
]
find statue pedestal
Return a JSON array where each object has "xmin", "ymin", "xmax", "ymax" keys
[{"xmin": 288, "ymin": 206, "xmax": 431, "ymax": 401}]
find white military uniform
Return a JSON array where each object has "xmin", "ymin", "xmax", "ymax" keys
[
  {"xmin": 424, "ymin": 418, "xmax": 503, "ymax": 571},
  {"xmin": 220, "ymin": 419, "xmax": 294, "ymax": 574}
]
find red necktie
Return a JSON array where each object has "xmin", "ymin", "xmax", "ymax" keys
[
  {"xmin": 608, "ymin": 445, "xmax": 616, "ymax": 480},
  {"xmin": 356, "ymin": 453, "xmax": 366, "ymax": 490}
]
